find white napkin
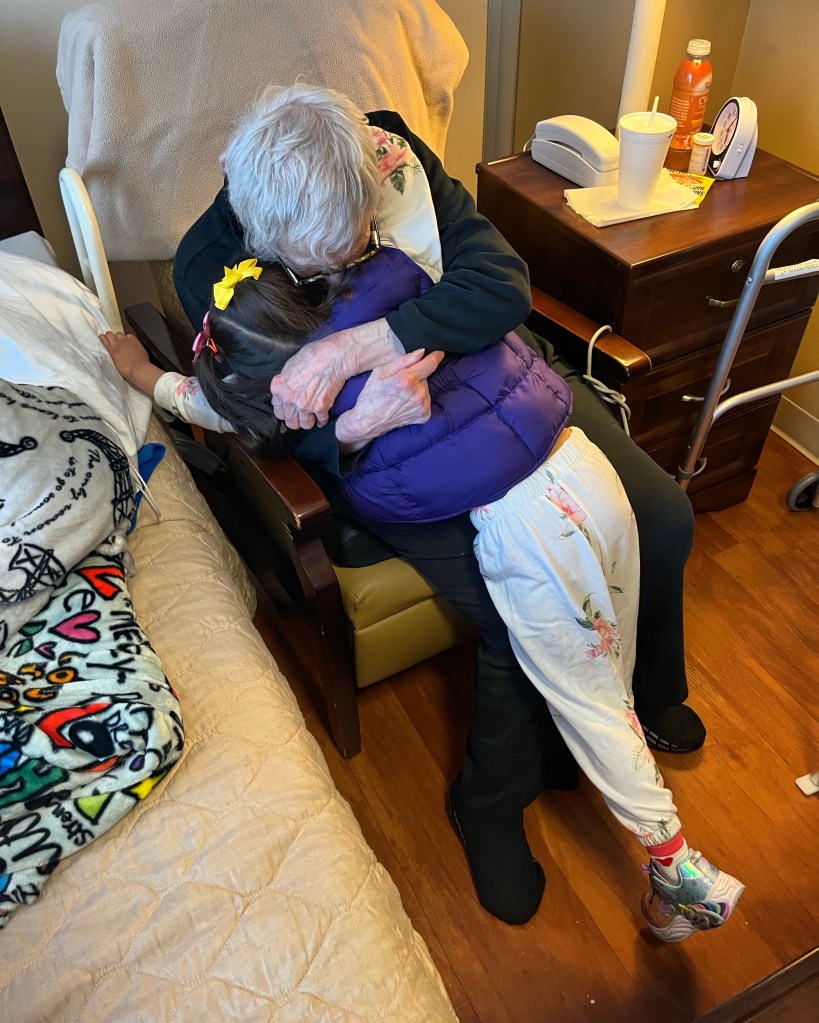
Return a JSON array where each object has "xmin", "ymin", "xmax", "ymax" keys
[{"xmin": 565, "ymin": 169, "xmax": 698, "ymax": 227}]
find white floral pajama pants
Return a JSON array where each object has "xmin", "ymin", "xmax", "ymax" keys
[{"xmin": 470, "ymin": 427, "xmax": 681, "ymax": 846}]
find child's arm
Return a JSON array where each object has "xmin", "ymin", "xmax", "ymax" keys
[
  {"xmin": 100, "ymin": 329, "xmax": 164, "ymax": 395},
  {"xmin": 100, "ymin": 331, "xmax": 235, "ymax": 434}
]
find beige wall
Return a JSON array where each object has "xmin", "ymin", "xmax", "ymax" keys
[
  {"xmin": 514, "ymin": 0, "xmax": 751, "ymax": 149},
  {"xmin": 514, "ymin": 0, "xmax": 634, "ymax": 146},
  {"xmin": 733, "ymin": 0, "xmax": 819, "ymax": 456},
  {"xmin": 0, "ymin": 0, "xmax": 93, "ymax": 275},
  {"xmin": 0, "ymin": 0, "xmax": 158, "ymax": 306},
  {"xmin": 438, "ymin": 0, "xmax": 488, "ymax": 195}
]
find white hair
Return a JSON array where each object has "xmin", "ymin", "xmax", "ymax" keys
[{"xmin": 223, "ymin": 83, "xmax": 381, "ymax": 270}]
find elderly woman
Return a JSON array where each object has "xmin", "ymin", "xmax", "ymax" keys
[{"xmin": 172, "ymin": 84, "xmax": 704, "ymax": 926}]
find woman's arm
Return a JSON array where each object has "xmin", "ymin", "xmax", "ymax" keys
[
  {"xmin": 269, "ymin": 317, "xmax": 403, "ymax": 430},
  {"xmin": 284, "ymin": 349, "xmax": 443, "ymax": 473},
  {"xmin": 334, "ymin": 349, "xmax": 443, "ymax": 453},
  {"xmin": 99, "ymin": 331, "xmax": 236, "ymax": 434},
  {"xmin": 379, "ymin": 112, "xmax": 532, "ymax": 354}
]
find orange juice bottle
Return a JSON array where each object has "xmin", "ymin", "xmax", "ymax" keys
[{"xmin": 668, "ymin": 39, "xmax": 712, "ymax": 150}]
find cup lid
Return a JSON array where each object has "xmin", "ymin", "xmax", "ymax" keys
[{"xmin": 618, "ymin": 111, "xmax": 677, "ymax": 135}]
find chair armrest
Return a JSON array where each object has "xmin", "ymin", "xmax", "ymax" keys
[
  {"xmin": 225, "ymin": 440, "xmax": 332, "ymax": 533},
  {"xmin": 124, "ymin": 301, "xmax": 332, "ymax": 533},
  {"xmin": 124, "ymin": 309, "xmax": 360, "ymax": 755},
  {"xmin": 528, "ymin": 286, "xmax": 652, "ymax": 384}
]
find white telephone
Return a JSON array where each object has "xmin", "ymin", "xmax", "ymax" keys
[{"xmin": 530, "ymin": 115, "xmax": 619, "ymax": 188}]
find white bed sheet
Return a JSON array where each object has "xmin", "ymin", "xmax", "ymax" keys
[{"xmin": 0, "ymin": 247, "xmax": 150, "ymax": 458}]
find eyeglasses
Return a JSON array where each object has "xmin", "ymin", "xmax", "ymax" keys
[{"xmin": 277, "ymin": 218, "xmax": 382, "ymax": 286}]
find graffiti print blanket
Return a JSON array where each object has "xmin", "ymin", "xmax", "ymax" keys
[
  {"xmin": 0, "ymin": 380, "xmax": 137, "ymax": 653},
  {"xmin": 0, "ymin": 380, "xmax": 182, "ymax": 926},
  {"xmin": 0, "ymin": 551, "xmax": 183, "ymax": 925}
]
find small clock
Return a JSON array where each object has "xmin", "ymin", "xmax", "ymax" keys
[{"xmin": 708, "ymin": 97, "xmax": 758, "ymax": 179}]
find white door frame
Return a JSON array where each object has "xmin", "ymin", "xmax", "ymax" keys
[{"xmin": 484, "ymin": 0, "xmax": 522, "ymax": 160}]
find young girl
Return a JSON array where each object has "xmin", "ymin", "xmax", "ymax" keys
[{"xmin": 102, "ymin": 251, "xmax": 744, "ymax": 942}]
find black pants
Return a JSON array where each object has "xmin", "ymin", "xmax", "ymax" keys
[{"xmin": 339, "ymin": 355, "xmax": 695, "ymax": 815}]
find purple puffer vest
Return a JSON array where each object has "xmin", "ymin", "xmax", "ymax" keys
[{"xmin": 320, "ymin": 248, "xmax": 572, "ymax": 523}]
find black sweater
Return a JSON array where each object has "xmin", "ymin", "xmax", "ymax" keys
[{"xmin": 172, "ymin": 111, "xmax": 533, "ymax": 476}]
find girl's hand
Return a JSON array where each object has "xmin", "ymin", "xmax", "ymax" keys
[
  {"xmin": 99, "ymin": 331, "xmax": 164, "ymax": 397},
  {"xmin": 99, "ymin": 331, "xmax": 150, "ymax": 382}
]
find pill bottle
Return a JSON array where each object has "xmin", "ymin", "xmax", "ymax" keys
[
  {"xmin": 668, "ymin": 39, "xmax": 713, "ymax": 151},
  {"xmin": 688, "ymin": 132, "xmax": 714, "ymax": 174}
]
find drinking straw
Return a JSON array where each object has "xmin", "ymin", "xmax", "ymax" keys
[{"xmin": 647, "ymin": 95, "xmax": 659, "ymax": 127}]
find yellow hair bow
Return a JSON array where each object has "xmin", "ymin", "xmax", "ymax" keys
[{"xmin": 213, "ymin": 258, "xmax": 262, "ymax": 310}]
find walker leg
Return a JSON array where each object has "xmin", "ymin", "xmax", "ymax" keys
[{"xmin": 786, "ymin": 471, "xmax": 819, "ymax": 511}]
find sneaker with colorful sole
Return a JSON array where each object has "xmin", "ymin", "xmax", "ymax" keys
[{"xmin": 641, "ymin": 851, "xmax": 745, "ymax": 942}]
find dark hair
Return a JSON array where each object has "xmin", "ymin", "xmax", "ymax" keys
[{"xmin": 194, "ymin": 261, "xmax": 347, "ymax": 451}]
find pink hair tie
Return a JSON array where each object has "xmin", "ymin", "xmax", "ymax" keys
[{"xmin": 192, "ymin": 311, "xmax": 220, "ymax": 362}]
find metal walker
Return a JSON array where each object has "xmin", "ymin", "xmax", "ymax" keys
[
  {"xmin": 676, "ymin": 200, "xmax": 819, "ymax": 498},
  {"xmin": 674, "ymin": 200, "xmax": 819, "ymax": 795}
]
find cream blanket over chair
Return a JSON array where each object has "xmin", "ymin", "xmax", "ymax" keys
[{"xmin": 57, "ymin": 0, "xmax": 468, "ymax": 261}]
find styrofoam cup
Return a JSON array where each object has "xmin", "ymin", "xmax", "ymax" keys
[{"xmin": 616, "ymin": 111, "xmax": 677, "ymax": 210}]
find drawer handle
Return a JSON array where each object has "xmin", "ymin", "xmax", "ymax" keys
[
  {"xmin": 707, "ymin": 295, "xmax": 740, "ymax": 309},
  {"xmin": 682, "ymin": 378, "xmax": 732, "ymax": 403}
]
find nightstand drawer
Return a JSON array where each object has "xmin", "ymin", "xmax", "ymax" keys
[
  {"xmin": 621, "ymin": 229, "xmax": 819, "ymax": 363},
  {"xmin": 624, "ymin": 312, "xmax": 809, "ymax": 445}
]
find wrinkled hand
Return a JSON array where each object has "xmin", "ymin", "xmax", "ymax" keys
[
  {"xmin": 270, "ymin": 317, "xmax": 403, "ymax": 430},
  {"xmin": 335, "ymin": 349, "xmax": 444, "ymax": 452},
  {"xmin": 99, "ymin": 331, "xmax": 151, "ymax": 383},
  {"xmin": 270, "ymin": 333, "xmax": 348, "ymax": 430}
]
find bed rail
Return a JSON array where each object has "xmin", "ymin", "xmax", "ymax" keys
[{"xmin": 58, "ymin": 167, "xmax": 123, "ymax": 331}]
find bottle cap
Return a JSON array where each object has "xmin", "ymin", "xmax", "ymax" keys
[
  {"xmin": 692, "ymin": 132, "xmax": 715, "ymax": 146},
  {"xmin": 687, "ymin": 39, "xmax": 711, "ymax": 57}
]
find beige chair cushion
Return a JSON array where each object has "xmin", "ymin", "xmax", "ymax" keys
[
  {"xmin": 150, "ymin": 259, "xmax": 193, "ymax": 336},
  {"xmin": 334, "ymin": 559, "xmax": 476, "ymax": 687}
]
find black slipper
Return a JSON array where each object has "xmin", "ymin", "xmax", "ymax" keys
[
  {"xmin": 447, "ymin": 786, "xmax": 545, "ymax": 925},
  {"xmin": 636, "ymin": 702, "xmax": 706, "ymax": 753}
]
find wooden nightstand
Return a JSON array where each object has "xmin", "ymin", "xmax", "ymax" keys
[{"xmin": 476, "ymin": 151, "xmax": 819, "ymax": 511}]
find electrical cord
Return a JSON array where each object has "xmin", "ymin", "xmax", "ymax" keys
[
  {"xmin": 130, "ymin": 465, "xmax": 161, "ymax": 517},
  {"xmin": 582, "ymin": 324, "xmax": 632, "ymax": 435}
]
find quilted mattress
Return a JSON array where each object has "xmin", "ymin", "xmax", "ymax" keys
[{"xmin": 0, "ymin": 417, "xmax": 457, "ymax": 1022}]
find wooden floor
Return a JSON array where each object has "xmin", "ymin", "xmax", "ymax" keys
[{"xmin": 254, "ymin": 431, "xmax": 819, "ymax": 1023}]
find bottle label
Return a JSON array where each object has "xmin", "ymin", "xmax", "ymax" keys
[
  {"xmin": 688, "ymin": 145, "xmax": 711, "ymax": 174},
  {"xmin": 670, "ymin": 83, "xmax": 713, "ymax": 149}
]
